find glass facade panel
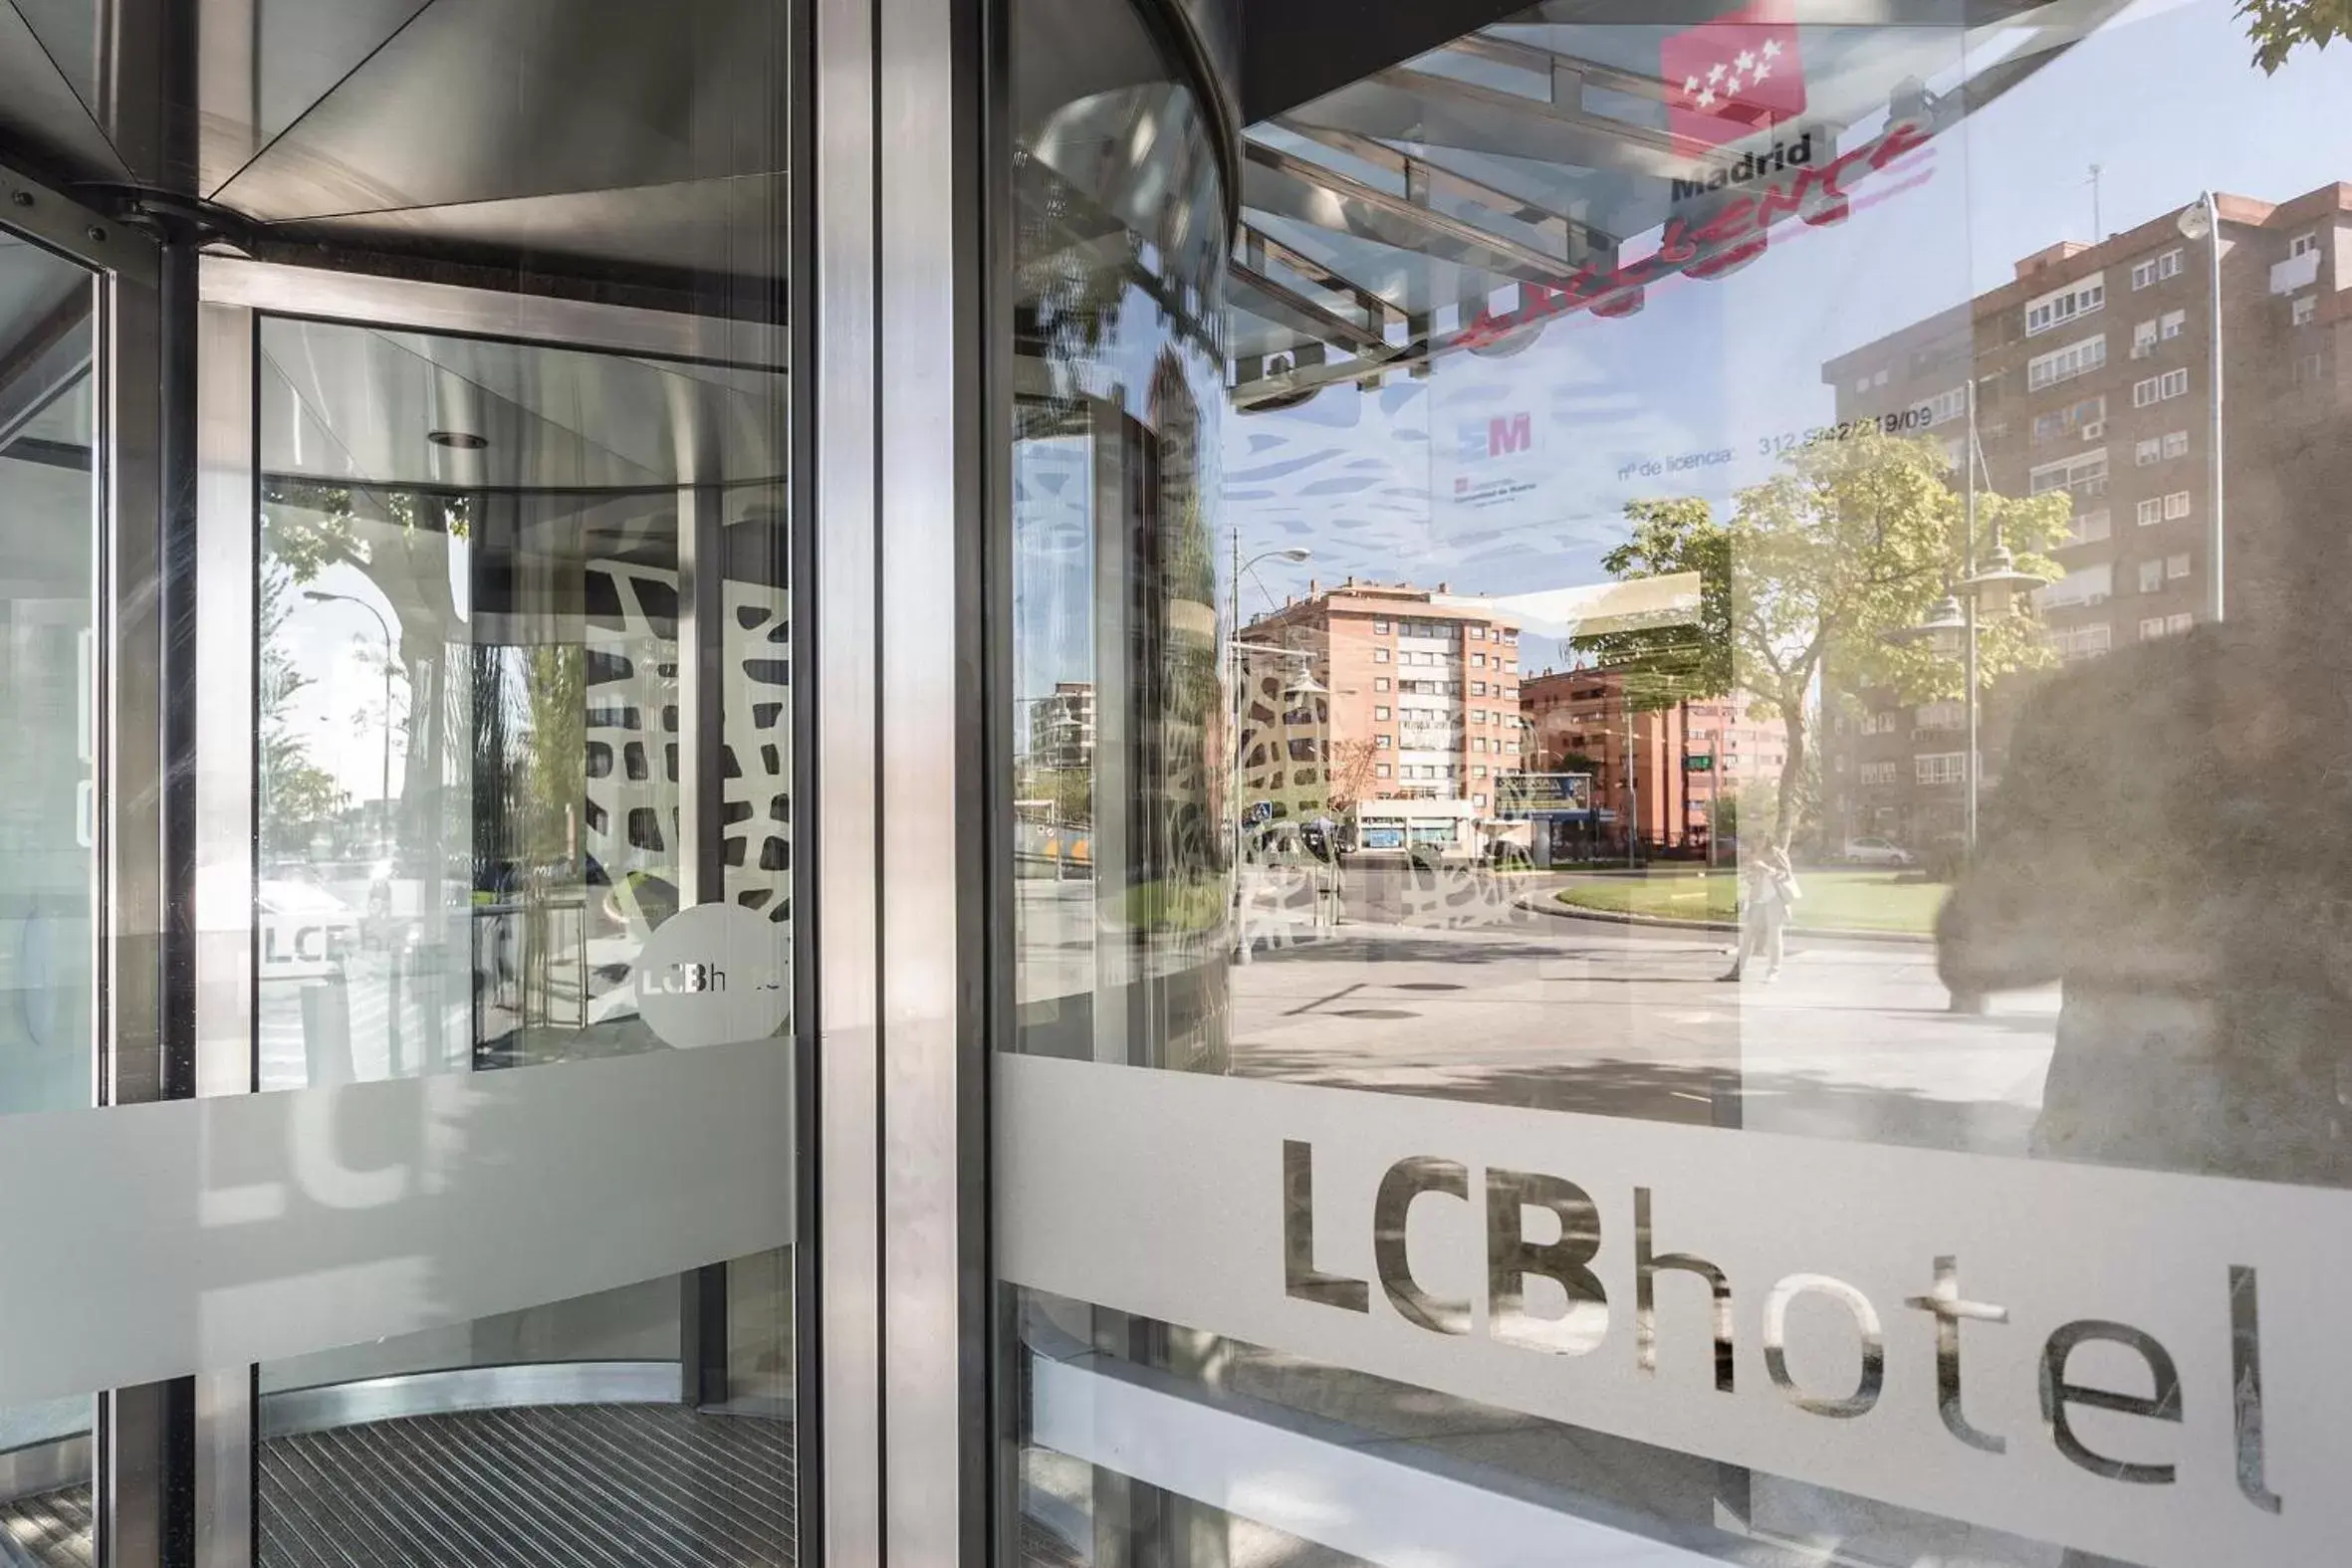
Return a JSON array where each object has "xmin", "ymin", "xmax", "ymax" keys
[{"xmin": 996, "ymin": 3, "xmax": 2352, "ymax": 1568}]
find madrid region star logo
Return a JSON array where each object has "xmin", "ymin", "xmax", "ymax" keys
[{"xmin": 1661, "ymin": 1, "xmax": 1805, "ymax": 153}]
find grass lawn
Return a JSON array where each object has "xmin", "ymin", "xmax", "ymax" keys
[{"xmin": 1555, "ymin": 869, "xmax": 1949, "ymax": 934}]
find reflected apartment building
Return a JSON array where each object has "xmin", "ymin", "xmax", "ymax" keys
[
  {"xmin": 1522, "ymin": 667, "xmax": 1786, "ymax": 853},
  {"xmin": 1824, "ymin": 181, "xmax": 2351, "ymax": 846},
  {"xmin": 1234, "ymin": 580, "xmax": 1525, "ymax": 834}
]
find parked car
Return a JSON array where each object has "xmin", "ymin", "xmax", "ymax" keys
[{"xmin": 1839, "ymin": 835, "xmax": 1917, "ymax": 867}]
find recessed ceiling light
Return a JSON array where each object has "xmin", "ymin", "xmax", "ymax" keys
[{"xmin": 427, "ymin": 430, "xmax": 487, "ymax": 450}]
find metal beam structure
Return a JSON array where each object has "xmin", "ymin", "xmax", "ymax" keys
[{"xmin": 1228, "ymin": 0, "xmax": 2136, "ymax": 406}]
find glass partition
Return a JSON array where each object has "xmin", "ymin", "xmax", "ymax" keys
[
  {"xmin": 0, "ymin": 226, "xmax": 99, "ymax": 1551},
  {"xmin": 997, "ymin": 3, "xmax": 2352, "ymax": 1567}
]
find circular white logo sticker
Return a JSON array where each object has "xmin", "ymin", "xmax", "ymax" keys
[{"xmin": 631, "ymin": 902, "xmax": 790, "ymax": 1048}]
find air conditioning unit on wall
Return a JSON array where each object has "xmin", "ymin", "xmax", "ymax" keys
[{"xmin": 2081, "ymin": 421, "xmax": 2105, "ymax": 439}]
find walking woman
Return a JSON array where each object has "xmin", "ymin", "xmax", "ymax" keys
[{"xmin": 1721, "ymin": 842, "xmax": 1800, "ymax": 982}]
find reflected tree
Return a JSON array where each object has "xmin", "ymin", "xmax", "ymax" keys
[
  {"xmin": 2239, "ymin": 0, "xmax": 2351, "ymax": 71},
  {"xmin": 1577, "ymin": 430, "xmax": 2071, "ymax": 850}
]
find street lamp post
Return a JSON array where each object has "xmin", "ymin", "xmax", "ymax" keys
[
  {"xmin": 304, "ymin": 589, "xmax": 398, "ymax": 824},
  {"xmin": 2178, "ymin": 192, "xmax": 2226, "ymax": 623},
  {"xmin": 1893, "ymin": 379, "xmax": 2041, "ymax": 850},
  {"xmin": 1622, "ymin": 699, "xmax": 1638, "ymax": 869},
  {"xmin": 1892, "ymin": 404, "xmax": 2040, "ymax": 1015}
]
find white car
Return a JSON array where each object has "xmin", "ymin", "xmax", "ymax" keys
[{"xmin": 1840, "ymin": 836, "xmax": 1916, "ymax": 867}]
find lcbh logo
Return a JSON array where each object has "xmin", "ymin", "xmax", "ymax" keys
[
  {"xmin": 631, "ymin": 903, "xmax": 788, "ymax": 1047},
  {"xmin": 642, "ymin": 959, "xmax": 728, "ymax": 996}
]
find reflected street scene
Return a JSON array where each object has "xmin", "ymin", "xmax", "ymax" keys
[{"xmin": 1001, "ymin": 0, "xmax": 2352, "ymax": 1565}]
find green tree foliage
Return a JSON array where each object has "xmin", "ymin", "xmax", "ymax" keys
[
  {"xmin": 1570, "ymin": 498, "xmax": 1733, "ymax": 712},
  {"xmin": 2239, "ymin": 0, "xmax": 2351, "ymax": 72},
  {"xmin": 259, "ymin": 485, "xmax": 471, "ymax": 862},
  {"xmin": 257, "ymin": 560, "xmax": 349, "ymax": 854},
  {"xmin": 1581, "ymin": 429, "xmax": 2072, "ymax": 850}
]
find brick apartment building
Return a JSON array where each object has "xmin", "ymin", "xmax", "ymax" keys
[
  {"xmin": 1235, "ymin": 580, "xmax": 1526, "ymax": 826},
  {"xmin": 1821, "ymin": 181, "xmax": 2352, "ymax": 847},
  {"xmin": 1521, "ymin": 667, "xmax": 1785, "ymax": 852}
]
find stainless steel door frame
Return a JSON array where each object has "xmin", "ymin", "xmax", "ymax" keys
[
  {"xmin": 0, "ymin": 152, "xmax": 176, "ymax": 1568},
  {"xmin": 811, "ymin": 0, "xmax": 990, "ymax": 1559},
  {"xmin": 196, "ymin": 259, "xmax": 793, "ymax": 363}
]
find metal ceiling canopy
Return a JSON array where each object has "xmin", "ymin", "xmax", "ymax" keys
[
  {"xmin": 0, "ymin": 0, "xmax": 791, "ymax": 287},
  {"xmin": 258, "ymin": 315, "xmax": 788, "ymax": 494},
  {"xmin": 1227, "ymin": 0, "xmax": 2135, "ymax": 407}
]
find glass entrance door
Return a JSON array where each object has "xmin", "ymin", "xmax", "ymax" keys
[{"xmin": 240, "ymin": 283, "xmax": 795, "ymax": 1567}]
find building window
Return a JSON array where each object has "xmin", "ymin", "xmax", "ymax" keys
[
  {"xmin": 1372, "ymin": 647, "xmax": 1390, "ymax": 663},
  {"xmin": 1502, "ymin": 629, "xmax": 1517, "ymax": 643},
  {"xmin": 2030, "ymin": 395, "xmax": 2105, "ymax": 445},
  {"xmin": 2160, "ymin": 308, "xmax": 2186, "ymax": 339},
  {"xmin": 2167, "ymin": 553, "xmax": 2191, "ymax": 578},
  {"xmin": 1861, "ymin": 761, "xmax": 1899, "ymax": 787},
  {"xmin": 1914, "ymin": 701, "xmax": 1965, "ymax": 732},
  {"xmin": 2163, "ymin": 430, "xmax": 2190, "ymax": 459},
  {"xmin": 2029, "ymin": 450, "xmax": 2108, "ymax": 498},
  {"xmin": 1472, "ymin": 652, "xmax": 1486, "ymax": 668},
  {"xmin": 2024, "ymin": 276, "xmax": 2105, "ymax": 336},
  {"xmin": 2139, "ymin": 615, "xmax": 2167, "ymax": 640},
  {"xmin": 1474, "ymin": 766, "xmax": 1489, "ymax": 780},
  {"xmin": 1916, "ymin": 753, "xmax": 1968, "ymax": 784},
  {"xmin": 2132, "ymin": 318, "xmax": 2157, "ymax": 354},
  {"xmin": 2038, "ymin": 562, "xmax": 2113, "ymax": 606},
  {"xmin": 2133, "ymin": 367, "xmax": 2189, "ymax": 406},
  {"xmin": 2293, "ymin": 294, "xmax": 2318, "ymax": 327},
  {"xmin": 1374, "ymin": 677, "xmax": 1390, "ymax": 692},
  {"xmin": 2131, "ymin": 248, "xmax": 2184, "ymax": 289},
  {"xmin": 2139, "ymin": 559, "xmax": 2164, "ymax": 593},
  {"xmin": 1473, "ymin": 793, "xmax": 1488, "ymax": 807},
  {"xmin": 2072, "ymin": 509, "xmax": 2111, "ymax": 544},
  {"xmin": 1372, "ymin": 618, "xmax": 1390, "ymax": 634},
  {"xmin": 1469, "ymin": 626, "xmax": 1485, "ymax": 639},
  {"xmin": 1375, "ymin": 734, "xmax": 1392, "ymax": 749},
  {"xmin": 1374, "ymin": 705, "xmax": 1390, "ymax": 720},
  {"xmin": 2137, "ymin": 498, "xmax": 2163, "ymax": 526},
  {"xmin": 1470, "ymin": 680, "xmax": 1488, "ymax": 696},
  {"xmin": 2290, "ymin": 232, "xmax": 2320, "ymax": 258},
  {"xmin": 2293, "ymin": 351, "xmax": 2326, "ymax": 384},
  {"xmin": 2166, "ymin": 490, "xmax": 2192, "ymax": 519},
  {"xmin": 1375, "ymin": 764, "xmax": 1391, "ymax": 779},
  {"xmin": 1919, "ymin": 384, "xmax": 1969, "ymax": 424},
  {"xmin": 2135, "ymin": 438, "xmax": 2161, "ymax": 466},
  {"xmin": 2026, "ymin": 334, "xmax": 2107, "ymax": 390},
  {"xmin": 2169, "ymin": 612, "xmax": 2194, "ymax": 634},
  {"xmin": 2052, "ymin": 621, "xmax": 2113, "ymax": 660}
]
